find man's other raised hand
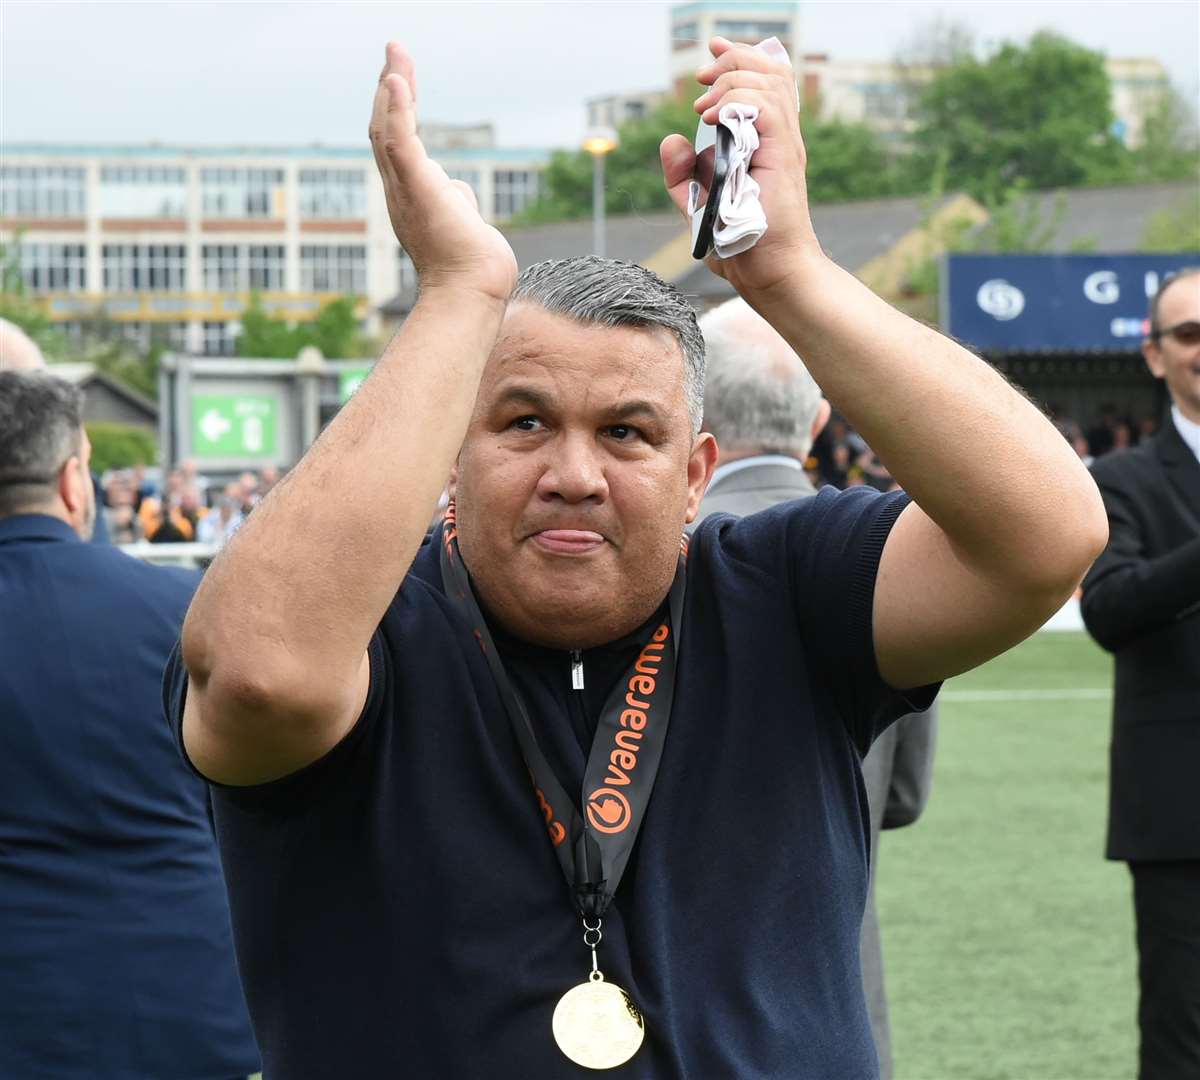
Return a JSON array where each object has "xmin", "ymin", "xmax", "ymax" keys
[
  {"xmin": 660, "ymin": 37, "xmax": 823, "ymax": 300},
  {"xmin": 369, "ymin": 43, "xmax": 518, "ymax": 304}
]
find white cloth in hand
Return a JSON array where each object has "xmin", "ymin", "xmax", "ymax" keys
[{"xmin": 689, "ymin": 36, "xmax": 796, "ymax": 259}]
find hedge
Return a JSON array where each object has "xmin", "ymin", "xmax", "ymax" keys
[{"xmin": 85, "ymin": 422, "xmax": 158, "ymax": 474}]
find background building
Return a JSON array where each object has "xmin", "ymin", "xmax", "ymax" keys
[
  {"xmin": 802, "ymin": 54, "xmax": 1171, "ymax": 149},
  {"xmin": 0, "ymin": 136, "xmax": 549, "ymax": 355},
  {"xmin": 669, "ymin": 1, "xmax": 801, "ymax": 94},
  {"xmin": 661, "ymin": 3, "xmax": 1169, "ymax": 149}
]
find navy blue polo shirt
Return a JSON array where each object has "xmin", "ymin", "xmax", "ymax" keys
[
  {"xmin": 165, "ymin": 486, "xmax": 935, "ymax": 1079},
  {"xmin": 0, "ymin": 514, "xmax": 259, "ymax": 1080}
]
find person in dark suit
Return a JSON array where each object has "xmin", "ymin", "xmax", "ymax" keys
[
  {"xmin": 0, "ymin": 370, "xmax": 259, "ymax": 1080},
  {"xmin": 692, "ymin": 298, "xmax": 937, "ymax": 1080},
  {"xmin": 1080, "ymin": 267, "xmax": 1200, "ymax": 1080}
]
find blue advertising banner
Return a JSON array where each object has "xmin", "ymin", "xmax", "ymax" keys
[{"xmin": 943, "ymin": 253, "xmax": 1200, "ymax": 353}]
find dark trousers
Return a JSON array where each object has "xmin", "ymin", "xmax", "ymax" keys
[{"xmin": 1130, "ymin": 861, "xmax": 1200, "ymax": 1080}]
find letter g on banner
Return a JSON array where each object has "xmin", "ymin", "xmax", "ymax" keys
[
  {"xmin": 587, "ymin": 787, "xmax": 632, "ymax": 834},
  {"xmin": 977, "ymin": 278, "xmax": 1025, "ymax": 321},
  {"xmin": 1083, "ymin": 270, "xmax": 1119, "ymax": 304}
]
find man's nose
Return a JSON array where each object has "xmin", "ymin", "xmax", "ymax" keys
[{"xmin": 536, "ymin": 432, "xmax": 609, "ymax": 503}]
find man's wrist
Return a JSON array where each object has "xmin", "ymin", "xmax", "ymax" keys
[
  {"xmin": 739, "ymin": 245, "xmax": 835, "ymax": 314},
  {"xmin": 415, "ymin": 274, "xmax": 513, "ymax": 312}
]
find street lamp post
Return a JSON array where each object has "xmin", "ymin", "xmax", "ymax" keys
[{"xmin": 582, "ymin": 126, "xmax": 618, "ymax": 258}]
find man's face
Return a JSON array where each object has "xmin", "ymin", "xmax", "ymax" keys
[
  {"xmin": 453, "ymin": 304, "xmax": 716, "ymax": 650},
  {"xmin": 1144, "ymin": 275, "xmax": 1200, "ymax": 421}
]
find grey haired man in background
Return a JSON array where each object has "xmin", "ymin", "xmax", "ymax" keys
[{"xmin": 693, "ymin": 297, "xmax": 938, "ymax": 1080}]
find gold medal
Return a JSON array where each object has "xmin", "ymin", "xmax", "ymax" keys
[{"xmin": 552, "ymin": 971, "xmax": 645, "ymax": 1070}]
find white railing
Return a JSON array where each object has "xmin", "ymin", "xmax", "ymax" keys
[{"xmin": 118, "ymin": 541, "xmax": 219, "ymax": 568}]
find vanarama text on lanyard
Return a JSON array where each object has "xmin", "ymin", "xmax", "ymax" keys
[{"xmin": 439, "ymin": 503, "xmax": 688, "ymax": 1070}]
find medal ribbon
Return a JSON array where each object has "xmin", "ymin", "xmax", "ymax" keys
[{"xmin": 439, "ymin": 506, "xmax": 687, "ymax": 919}]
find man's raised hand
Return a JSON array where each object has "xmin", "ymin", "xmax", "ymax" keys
[
  {"xmin": 660, "ymin": 37, "xmax": 824, "ymax": 300},
  {"xmin": 369, "ymin": 43, "xmax": 518, "ymax": 304}
]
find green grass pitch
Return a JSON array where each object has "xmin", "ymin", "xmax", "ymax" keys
[{"xmin": 878, "ymin": 631, "xmax": 1137, "ymax": 1080}]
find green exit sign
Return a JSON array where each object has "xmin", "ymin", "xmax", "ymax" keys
[{"xmin": 191, "ymin": 394, "xmax": 278, "ymax": 459}]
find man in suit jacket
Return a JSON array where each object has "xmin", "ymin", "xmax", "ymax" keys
[
  {"xmin": 1081, "ymin": 268, "xmax": 1200, "ymax": 1080},
  {"xmin": 692, "ymin": 298, "xmax": 938, "ymax": 1080},
  {"xmin": 0, "ymin": 370, "xmax": 259, "ymax": 1080}
]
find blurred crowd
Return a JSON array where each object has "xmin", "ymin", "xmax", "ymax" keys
[
  {"xmin": 101, "ymin": 460, "xmax": 282, "ymax": 547},
  {"xmin": 804, "ymin": 405, "xmax": 1164, "ymax": 492}
]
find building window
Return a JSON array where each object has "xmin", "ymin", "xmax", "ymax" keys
[
  {"xmin": 859, "ymin": 82, "xmax": 911, "ymax": 123},
  {"xmin": 445, "ymin": 168, "xmax": 482, "ymax": 205},
  {"xmin": 300, "ymin": 245, "xmax": 366, "ymax": 292},
  {"xmin": 672, "ymin": 21, "xmax": 699, "ymax": 48},
  {"xmin": 397, "ymin": 246, "xmax": 417, "ymax": 290},
  {"xmin": 0, "ymin": 165, "xmax": 87, "ymax": 218},
  {"xmin": 202, "ymin": 244, "xmax": 286, "ymax": 290},
  {"xmin": 117, "ymin": 321, "xmax": 153, "ymax": 353},
  {"xmin": 98, "ymin": 166, "xmax": 187, "ymax": 217},
  {"xmin": 298, "ymin": 168, "xmax": 366, "ymax": 219},
  {"xmin": 102, "ymin": 244, "xmax": 187, "ymax": 291},
  {"xmin": 492, "ymin": 169, "xmax": 539, "ymax": 220},
  {"xmin": 200, "ymin": 167, "xmax": 285, "ymax": 218},
  {"xmin": 145, "ymin": 321, "xmax": 190, "ymax": 351},
  {"xmin": 248, "ymin": 244, "xmax": 285, "ymax": 289},
  {"xmin": 202, "ymin": 320, "xmax": 238, "ymax": 356},
  {"xmin": 202, "ymin": 244, "xmax": 243, "ymax": 290},
  {"xmin": 17, "ymin": 243, "xmax": 87, "ymax": 292}
]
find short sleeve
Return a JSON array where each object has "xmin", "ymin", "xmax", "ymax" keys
[
  {"xmin": 793, "ymin": 487, "xmax": 939, "ymax": 751},
  {"xmin": 161, "ymin": 631, "xmax": 391, "ymax": 808},
  {"xmin": 700, "ymin": 486, "xmax": 939, "ymax": 754}
]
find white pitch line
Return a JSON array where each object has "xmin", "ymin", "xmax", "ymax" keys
[{"xmin": 941, "ymin": 688, "xmax": 1111, "ymax": 702}]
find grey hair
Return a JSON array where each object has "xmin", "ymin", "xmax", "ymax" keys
[
  {"xmin": 699, "ymin": 297, "xmax": 823, "ymax": 459},
  {"xmin": 0, "ymin": 371, "xmax": 84, "ymax": 517},
  {"xmin": 510, "ymin": 257, "xmax": 706, "ymax": 434}
]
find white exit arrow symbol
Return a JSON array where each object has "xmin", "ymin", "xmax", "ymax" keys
[{"xmin": 200, "ymin": 409, "xmax": 232, "ymax": 443}]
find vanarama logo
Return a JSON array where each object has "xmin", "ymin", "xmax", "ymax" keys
[
  {"xmin": 584, "ymin": 621, "xmax": 670, "ymax": 835},
  {"xmin": 587, "ymin": 787, "xmax": 631, "ymax": 834}
]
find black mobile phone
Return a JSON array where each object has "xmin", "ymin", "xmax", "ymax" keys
[{"xmin": 691, "ymin": 119, "xmax": 733, "ymax": 260}]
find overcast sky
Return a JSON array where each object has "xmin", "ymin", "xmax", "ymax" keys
[{"xmin": 2, "ymin": 1, "xmax": 1197, "ymax": 150}]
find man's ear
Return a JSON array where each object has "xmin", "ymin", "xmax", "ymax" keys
[
  {"xmin": 58, "ymin": 455, "xmax": 85, "ymax": 515},
  {"xmin": 684, "ymin": 432, "xmax": 719, "ymax": 524},
  {"xmin": 1141, "ymin": 338, "xmax": 1166, "ymax": 381},
  {"xmin": 811, "ymin": 399, "xmax": 832, "ymax": 444}
]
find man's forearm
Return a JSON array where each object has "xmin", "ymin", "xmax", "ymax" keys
[
  {"xmin": 753, "ymin": 256, "xmax": 1103, "ymax": 589},
  {"xmin": 182, "ymin": 288, "xmax": 506, "ymax": 708}
]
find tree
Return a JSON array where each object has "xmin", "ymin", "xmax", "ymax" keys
[
  {"xmin": 85, "ymin": 422, "xmax": 158, "ymax": 473},
  {"xmin": 800, "ymin": 110, "xmax": 903, "ymax": 203},
  {"xmin": 1126, "ymin": 87, "xmax": 1200, "ymax": 184},
  {"xmin": 1142, "ymin": 197, "xmax": 1200, "ymax": 251},
  {"xmin": 515, "ymin": 96, "xmax": 701, "ymax": 224},
  {"xmin": 236, "ymin": 293, "xmax": 368, "ymax": 358},
  {"xmin": 518, "ymin": 92, "xmax": 903, "ymax": 224},
  {"xmin": 907, "ymin": 31, "xmax": 1130, "ymax": 202}
]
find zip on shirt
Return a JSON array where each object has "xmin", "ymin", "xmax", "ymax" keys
[{"xmin": 570, "ymin": 649, "xmax": 584, "ymax": 691}]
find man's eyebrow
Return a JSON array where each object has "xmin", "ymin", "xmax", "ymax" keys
[
  {"xmin": 608, "ymin": 400, "xmax": 668, "ymax": 424},
  {"xmin": 491, "ymin": 385, "xmax": 554, "ymax": 412}
]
